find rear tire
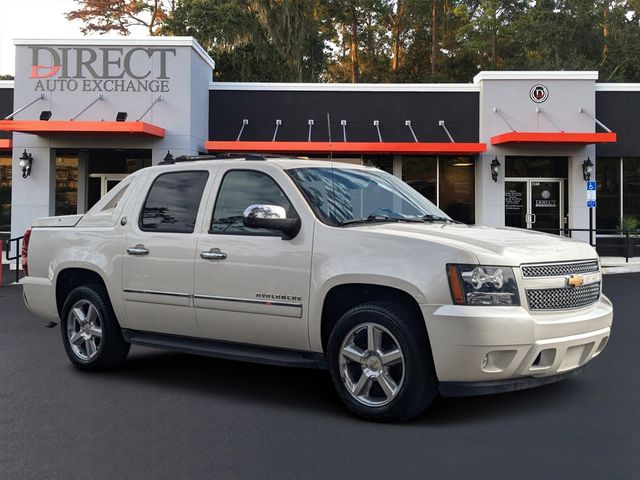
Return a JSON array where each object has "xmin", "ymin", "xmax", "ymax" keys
[
  {"xmin": 327, "ymin": 301, "xmax": 438, "ymax": 421},
  {"xmin": 60, "ymin": 284, "xmax": 130, "ymax": 370}
]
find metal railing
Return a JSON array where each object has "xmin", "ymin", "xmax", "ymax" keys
[
  {"xmin": 534, "ymin": 228, "xmax": 640, "ymax": 263},
  {"xmin": 4, "ymin": 235, "xmax": 23, "ymax": 285}
]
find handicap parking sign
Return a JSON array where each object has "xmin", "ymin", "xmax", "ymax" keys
[
  {"xmin": 586, "ymin": 181, "xmax": 597, "ymax": 191},
  {"xmin": 587, "ymin": 199, "xmax": 597, "ymax": 208}
]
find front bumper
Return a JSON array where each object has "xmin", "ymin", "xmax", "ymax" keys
[
  {"xmin": 439, "ymin": 365, "xmax": 586, "ymax": 397},
  {"xmin": 421, "ymin": 294, "xmax": 613, "ymax": 383}
]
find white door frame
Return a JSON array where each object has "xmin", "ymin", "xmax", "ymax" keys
[{"xmin": 89, "ymin": 173, "xmax": 128, "ymax": 197}]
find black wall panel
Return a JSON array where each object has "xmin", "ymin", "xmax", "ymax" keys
[
  {"xmin": 208, "ymin": 90, "xmax": 479, "ymax": 144},
  {"xmin": 596, "ymin": 91, "xmax": 640, "ymax": 157}
]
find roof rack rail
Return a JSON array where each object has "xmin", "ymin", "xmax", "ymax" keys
[{"xmin": 159, "ymin": 152, "xmax": 269, "ymax": 165}]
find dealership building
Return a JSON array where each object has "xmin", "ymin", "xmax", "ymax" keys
[{"xmin": 1, "ymin": 37, "xmax": 639, "ymax": 254}]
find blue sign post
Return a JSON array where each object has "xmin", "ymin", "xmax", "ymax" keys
[{"xmin": 586, "ymin": 181, "xmax": 596, "ymax": 246}]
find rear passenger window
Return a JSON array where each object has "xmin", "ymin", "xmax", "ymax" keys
[{"xmin": 140, "ymin": 171, "xmax": 209, "ymax": 233}]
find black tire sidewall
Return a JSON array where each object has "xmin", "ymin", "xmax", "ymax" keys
[
  {"xmin": 327, "ymin": 302, "xmax": 437, "ymax": 421},
  {"xmin": 60, "ymin": 284, "xmax": 129, "ymax": 370}
]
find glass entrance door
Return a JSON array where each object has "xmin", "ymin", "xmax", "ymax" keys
[{"xmin": 505, "ymin": 179, "xmax": 563, "ymax": 233}]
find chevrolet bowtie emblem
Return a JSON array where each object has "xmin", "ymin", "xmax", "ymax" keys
[{"xmin": 567, "ymin": 274, "xmax": 584, "ymax": 288}]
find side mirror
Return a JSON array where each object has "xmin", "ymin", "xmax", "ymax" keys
[{"xmin": 242, "ymin": 204, "xmax": 301, "ymax": 240}]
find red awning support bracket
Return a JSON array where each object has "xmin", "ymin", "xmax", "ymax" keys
[
  {"xmin": 137, "ymin": 95, "xmax": 163, "ymax": 121},
  {"xmin": 438, "ymin": 120, "xmax": 455, "ymax": 142},
  {"xmin": 71, "ymin": 94, "xmax": 103, "ymax": 121},
  {"xmin": 4, "ymin": 94, "xmax": 44, "ymax": 120},
  {"xmin": 536, "ymin": 107, "xmax": 564, "ymax": 132},
  {"xmin": 307, "ymin": 119, "xmax": 314, "ymax": 141},
  {"xmin": 237, "ymin": 119, "xmax": 248, "ymax": 141},
  {"xmin": 579, "ymin": 107, "xmax": 613, "ymax": 133},
  {"xmin": 272, "ymin": 119, "xmax": 282, "ymax": 141},
  {"xmin": 405, "ymin": 120, "xmax": 418, "ymax": 142},
  {"xmin": 492, "ymin": 107, "xmax": 516, "ymax": 132},
  {"xmin": 373, "ymin": 120, "xmax": 382, "ymax": 142},
  {"xmin": 340, "ymin": 120, "xmax": 347, "ymax": 141}
]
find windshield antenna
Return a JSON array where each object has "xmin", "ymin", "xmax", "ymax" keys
[{"xmin": 327, "ymin": 112, "xmax": 336, "ymax": 223}]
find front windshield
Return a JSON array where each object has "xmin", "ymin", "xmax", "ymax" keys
[{"xmin": 287, "ymin": 166, "xmax": 454, "ymax": 226}]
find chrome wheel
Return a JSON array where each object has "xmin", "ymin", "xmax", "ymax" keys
[
  {"xmin": 66, "ymin": 299, "xmax": 103, "ymax": 361},
  {"xmin": 339, "ymin": 323, "xmax": 405, "ymax": 407}
]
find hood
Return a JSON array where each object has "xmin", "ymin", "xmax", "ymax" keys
[{"xmin": 360, "ymin": 222, "xmax": 598, "ymax": 265}]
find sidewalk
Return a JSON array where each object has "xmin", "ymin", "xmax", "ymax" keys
[{"xmin": 600, "ymin": 256, "xmax": 640, "ymax": 274}]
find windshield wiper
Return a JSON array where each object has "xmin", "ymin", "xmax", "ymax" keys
[
  {"xmin": 337, "ymin": 215, "xmax": 424, "ymax": 227},
  {"xmin": 421, "ymin": 214, "xmax": 461, "ymax": 224}
]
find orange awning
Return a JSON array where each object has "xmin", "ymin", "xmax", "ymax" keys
[
  {"xmin": 491, "ymin": 132, "xmax": 616, "ymax": 145},
  {"xmin": 205, "ymin": 140, "xmax": 486, "ymax": 155},
  {"xmin": 0, "ymin": 120, "xmax": 165, "ymax": 138},
  {"xmin": 0, "ymin": 139, "xmax": 11, "ymax": 150}
]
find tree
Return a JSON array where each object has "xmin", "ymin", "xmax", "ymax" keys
[
  {"xmin": 66, "ymin": 0, "xmax": 173, "ymax": 36},
  {"xmin": 165, "ymin": 0, "xmax": 325, "ymax": 81}
]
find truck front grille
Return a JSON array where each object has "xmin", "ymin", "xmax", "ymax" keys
[
  {"xmin": 526, "ymin": 282, "xmax": 601, "ymax": 311},
  {"xmin": 521, "ymin": 260, "xmax": 599, "ymax": 278}
]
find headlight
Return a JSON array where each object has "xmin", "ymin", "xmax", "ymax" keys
[{"xmin": 447, "ymin": 264, "xmax": 520, "ymax": 306}]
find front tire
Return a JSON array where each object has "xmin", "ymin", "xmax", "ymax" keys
[
  {"xmin": 60, "ymin": 284, "xmax": 130, "ymax": 370},
  {"xmin": 327, "ymin": 301, "xmax": 438, "ymax": 421}
]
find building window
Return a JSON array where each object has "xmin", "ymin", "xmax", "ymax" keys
[
  {"xmin": 505, "ymin": 156, "xmax": 568, "ymax": 178},
  {"xmin": 596, "ymin": 157, "xmax": 640, "ymax": 232},
  {"xmin": 596, "ymin": 157, "xmax": 621, "ymax": 231},
  {"xmin": 440, "ymin": 157, "xmax": 475, "ymax": 224},
  {"xmin": 623, "ymin": 158, "xmax": 640, "ymax": 224},
  {"xmin": 401, "ymin": 155, "xmax": 475, "ymax": 224},
  {"xmin": 0, "ymin": 155, "xmax": 11, "ymax": 233},
  {"xmin": 55, "ymin": 156, "xmax": 79, "ymax": 216}
]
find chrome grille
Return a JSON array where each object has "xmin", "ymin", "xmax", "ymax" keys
[
  {"xmin": 526, "ymin": 282, "xmax": 600, "ymax": 311},
  {"xmin": 521, "ymin": 260, "xmax": 599, "ymax": 278}
]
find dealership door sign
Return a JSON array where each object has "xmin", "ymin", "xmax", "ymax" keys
[{"xmin": 29, "ymin": 46, "xmax": 176, "ymax": 93}]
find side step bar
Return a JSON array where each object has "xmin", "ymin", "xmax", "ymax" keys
[{"xmin": 122, "ymin": 329, "xmax": 326, "ymax": 370}]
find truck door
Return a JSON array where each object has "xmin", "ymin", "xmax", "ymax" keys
[
  {"xmin": 194, "ymin": 167, "xmax": 313, "ymax": 351},
  {"xmin": 122, "ymin": 169, "xmax": 213, "ymax": 337}
]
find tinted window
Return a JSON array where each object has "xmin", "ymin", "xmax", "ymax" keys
[
  {"xmin": 288, "ymin": 167, "xmax": 449, "ymax": 225},
  {"xmin": 140, "ymin": 171, "xmax": 209, "ymax": 233},
  {"xmin": 211, "ymin": 170, "xmax": 294, "ymax": 235}
]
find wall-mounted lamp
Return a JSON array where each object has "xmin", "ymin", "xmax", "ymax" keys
[
  {"xmin": 582, "ymin": 157, "xmax": 594, "ymax": 181},
  {"xmin": 490, "ymin": 156, "xmax": 500, "ymax": 182},
  {"xmin": 39, "ymin": 111, "xmax": 52, "ymax": 121},
  {"xmin": 116, "ymin": 112, "xmax": 128, "ymax": 122},
  {"xmin": 19, "ymin": 149, "xmax": 33, "ymax": 178}
]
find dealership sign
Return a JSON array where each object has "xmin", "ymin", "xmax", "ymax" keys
[{"xmin": 28, "ymin": 46, "xmax": 176, "ymax": 93}]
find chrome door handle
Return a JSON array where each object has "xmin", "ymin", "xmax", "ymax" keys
[
  {"xmin": 127, "ymin": 244, "xmax": 150, "ymax": 255},
  {"xmin": 201, "ymin": 248, "xmax": 227, "ymax": 260},
  {"xmin": 531, "ymin": 213, "xmax": 537, "ymax": 224}
]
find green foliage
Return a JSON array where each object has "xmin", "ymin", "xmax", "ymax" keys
[
  {"xmin": 619, "ymin": 215, "xmax": 640, "ymax": 234},
  {"xmin": 71, "ymin": 0, "xmax": 640, "ymax": 83}
]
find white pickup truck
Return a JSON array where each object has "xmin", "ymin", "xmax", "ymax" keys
[{"xmin": 21, "ymin": 155, "xmax": 613, "ymax": 421}]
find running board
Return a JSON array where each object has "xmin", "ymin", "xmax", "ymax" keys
[{"xmin": 122, "ymin": 329, "xmax": 326, "ymax": 369}]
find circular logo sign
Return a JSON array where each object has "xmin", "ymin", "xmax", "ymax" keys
[
  {"xmin": 530, "ymin": 84, "xmax": 549, "ymax": 103},
  {"xmin": 541, "ymin": 190, "xmax": 551, "ymax": 199}
]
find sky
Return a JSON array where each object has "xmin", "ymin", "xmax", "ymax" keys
[{"xmin": 0, "ymin": 0, "xmax": 146, "ymax": 76}]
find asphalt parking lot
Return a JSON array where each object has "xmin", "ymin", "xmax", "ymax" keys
[{"xmin": 1, "ymin": 273, "xmax": 639, "ymax": 479}]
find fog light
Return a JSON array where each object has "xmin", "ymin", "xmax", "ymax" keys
[{"xmin": 481, "ymin": 354, "xmax": 489, "ymax": 370}]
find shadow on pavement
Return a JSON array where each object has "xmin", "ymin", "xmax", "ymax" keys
[{"xmin": 87, "ymin": 346, "xmax": 592, "ymax": 425}]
